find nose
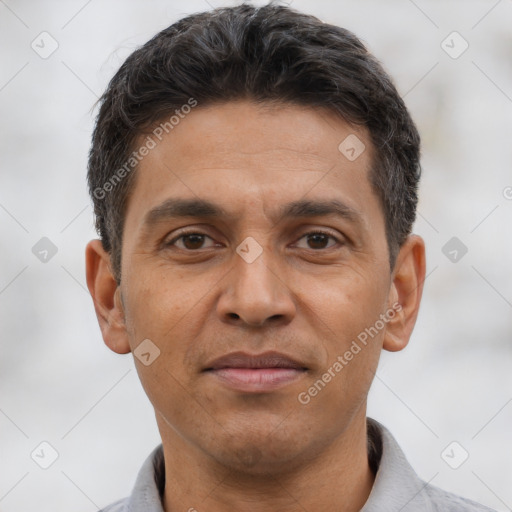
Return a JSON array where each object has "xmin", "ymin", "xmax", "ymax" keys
[{"xmin": 216, "ymin": 248, "xmax": 296, "ymax": 327}]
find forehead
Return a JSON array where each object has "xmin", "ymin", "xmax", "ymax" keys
[
  {"xmin": 146, "ymin": 102, "xmax": 371, "ymax": 171},
  {"xmin": 124, "ymin": 100, "xmax": 381, "ymax": 233}
]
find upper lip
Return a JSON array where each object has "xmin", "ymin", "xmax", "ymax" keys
[{"xmin": 204, "ymin": 351, "xmax": 307, "ymax": 371}]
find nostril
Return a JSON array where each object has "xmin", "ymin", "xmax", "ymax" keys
[{"xmin": 227, "ymin": 312, "xmax": 240, "ymax": 320}]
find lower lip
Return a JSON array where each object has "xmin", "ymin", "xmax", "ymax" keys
[{"xmin": 207, "ymin": 368, "xmax": 306, "ymax": 392}]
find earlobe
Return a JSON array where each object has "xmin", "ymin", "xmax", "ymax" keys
[
  {"xmin": 85, "ymin": 239, "xmax": 131, "ymax": 355},
  {"xmin": 383, "ymin": 235, "xmax": 426, "ymax": 353}
]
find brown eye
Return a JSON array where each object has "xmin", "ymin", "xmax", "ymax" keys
[
  {"xmin": 181, "ymin": 234, "xmax": 206, "ymax": 250},
  {"xmin": 295, "ymin": 231, "xmax": 339, "ymax": 250},
  {"xmin": 167, "ymin": 233, "xmax": 216, "ymax": 250}
]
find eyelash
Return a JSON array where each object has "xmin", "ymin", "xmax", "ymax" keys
[{"xmin": 164, "ymin": 229, "xmax": 343, "ymax": 251}]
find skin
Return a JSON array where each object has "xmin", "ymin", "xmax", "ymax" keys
[{"xmin": 86, "ymin": 101, "xmax": 426, "ymax": 512}]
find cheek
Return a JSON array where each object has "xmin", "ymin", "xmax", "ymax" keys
[
  {"xmin": 298, "ymin": 267, "xmax": 388, "ymax": 409},
  {"xmin": 304, "ymin": 269, "xmax": 389, "ymax": 344},
  {"xmin": 122, "ymin": 266, "xmax": 219, "ymax": 393},
  {"xmin": 123, "ymin": 266, "xmax": 199, "ymax": 340}
]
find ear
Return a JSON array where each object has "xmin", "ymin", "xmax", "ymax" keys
[
  {"xmin": 383, "ymin": 235, "xmax": 426, "ymax": 352},
  {"xmin": 85, "ymin": 239, "xmax": 131, "ymax": 354}
]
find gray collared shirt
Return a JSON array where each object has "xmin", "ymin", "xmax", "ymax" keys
[{"xmin": 99, "ymin": 418, "xmax": 496, "ymax": 511}]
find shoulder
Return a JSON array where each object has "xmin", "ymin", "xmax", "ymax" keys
[
  {"xmin": 424, "ymin": 483, "xmax": 497, "ymax": 511},
  {"xmin": 96, "ymin": 444, "xmax": 164, "ymax": 512},
  {"xmin": 365, "ymin": 418, "xmax": 497, "ymax": 512},
  {"xmin": 97, "ymin": 497, "xmax": 128, "ymax": 512}
]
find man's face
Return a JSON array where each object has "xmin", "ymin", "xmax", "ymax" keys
[{"xmin": 95, "ymin": 101, "xmax": 410, "ymax": 473}]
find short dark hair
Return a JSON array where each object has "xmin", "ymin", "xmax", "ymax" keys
[{"xmin": 88, "ymin": 2, "xmax": 421, "ymax": 283}]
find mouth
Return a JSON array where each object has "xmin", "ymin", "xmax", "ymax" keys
[{"xmin": 203, "ymin": 351, "xmax": 308, "ymax": 392}]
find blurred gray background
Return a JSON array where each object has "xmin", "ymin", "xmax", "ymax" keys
[{"xmin": 1, "ymin": 0, "xmax": 511, "ymax": 510}]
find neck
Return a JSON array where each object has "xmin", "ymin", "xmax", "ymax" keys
[{"xmin": 158, "ymin": 410, "xmax": 375, "ymax": 512}]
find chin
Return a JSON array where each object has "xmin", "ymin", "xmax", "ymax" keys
[
  {"xmin": 216, "ymin": 444, "xmax": 302, "ymax": 476},
  {"xmin": 209, "ymin": 426, "xmax": 317, "ymax": 476}
]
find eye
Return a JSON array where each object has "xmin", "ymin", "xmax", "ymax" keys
[
  {"xmin": 166, "ymin": 232, "xmax": 217, "ymax": 250},
  {"xmin": 295, "ymin": 231, "xmax": 340, "ymax": 250},
  {"xmin": 164, "ymin": 230, "xmax": 342, "ymax": 251}
]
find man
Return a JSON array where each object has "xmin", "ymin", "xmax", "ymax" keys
[{"xmin": 85, "ymin": 4, "xmax": 495, "ymax": 511}]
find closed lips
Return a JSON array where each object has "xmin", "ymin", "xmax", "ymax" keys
[{"xmin": 204, "ymin": 351, "xmax": 307, "ymax": 371}]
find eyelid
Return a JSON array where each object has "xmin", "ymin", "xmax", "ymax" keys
[
  {"xmin": 292, "ymin": 229, "xmax": 343, "ymax": 248},
  {"xmin": 164, "ymin": 228, "xmax": 218, "ymax": 248}
]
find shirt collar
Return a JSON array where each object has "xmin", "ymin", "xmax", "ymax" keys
[
  {"xmin": 362, "ymin": 418, "xmax": 433, "ymax": 512},
  {"xmin": 125, "ymin": 444, "xmax": 165, "ymax": 512}
]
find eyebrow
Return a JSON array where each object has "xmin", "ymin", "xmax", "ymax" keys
[{"xmin": 142, "ymin": 197, "xmax": 363, "ymax": 232}]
